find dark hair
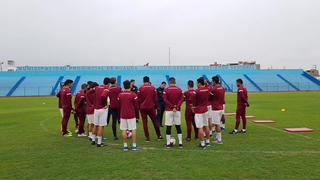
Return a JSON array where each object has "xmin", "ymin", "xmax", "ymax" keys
[
  {"xmin": 64, "ymin": 79, "xmax": 73, "ymax": 86},
  {"xmin": 143, "ymin": 76, "xmax": 150, "ymax": 83},
  {"xmin": 187, "ymin": 80, "xmax": 194, "ymax": 88},
  {"xmin": 81, "ymin": 83, "xmax": 87, "ymax": 89},
  {"xmin": 130, "ymin": 79, "xmax": 135, "ymax": 83},
  {"xmin": 169, "ymin": 77, "xmax": 176, "ymax": 84},
  {"xmin": 92, "ymin": 82, "xmax": 99, "ymax": 88},
  {"xmin": 212, "ymin": 76, "xmax": 220, "ymax": 84},
  {"xmin": 103, "ymin": 77, "xmax": 110, "ymax": 85},
  {"xmin": 110, "ymin": 77, "xmax": 117, "ymax": 84},
  {"xmin": 123, "ymin": 80, "xmax": 131, "ymax": 89},
  {"xmin": 197, "ymin": 77, "xmax": 205, "ymax": 86},
  {"xmin": 161, "ymin": 81, "xmax": 167, "ymax": 85},
  {"xmin": 236, "ymin": 79, "xmax": 243, "ymax": 84},
  {"xmin": 87, "ymin": 81, "xmax": 93, "ymax": 86}
]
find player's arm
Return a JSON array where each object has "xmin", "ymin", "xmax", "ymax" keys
[
  {"xmin": 239, "ymin": 90, "xmax": 249, "ymax": 106},
  {"xmin": 163, "ymin": 91, "xmax": 174, "ymax": 109},
  {"xmin": 134, "ymin": 95, "xmax": 140, "ymax": 119},
  {"xmin": 177, "ymin": 91, "xmax": 184, "ymax": 109}
]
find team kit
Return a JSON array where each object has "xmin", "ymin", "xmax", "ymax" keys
[{"xmin": 57, "ymin": 76, "xmax": 249, "ymax": 151}]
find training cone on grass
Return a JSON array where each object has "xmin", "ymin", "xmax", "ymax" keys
[
  {"xmin": 284, "ymin": 128, "xmax": 314, "ymax": 133},
  {"xmin": 246, "ymin": 116, "xmax": 256, "ymax": 119},
  {"xmin": 225, "ymin": 112, "xmax": 236, "ymax": 116},
  {"xmin": 253, "ymin": 120, "xmax": 275, "ymax": 124}
]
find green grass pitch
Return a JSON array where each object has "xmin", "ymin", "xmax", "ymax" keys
[{"xmin": 1, "ymin": 92, "xmax": 320, "ymax": 179}]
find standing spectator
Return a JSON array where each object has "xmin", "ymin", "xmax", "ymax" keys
[{"xmin": 156, "ymin": 81, "xmax": 166, "ymax": 127}]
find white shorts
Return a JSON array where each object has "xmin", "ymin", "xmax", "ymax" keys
[
  {"xmin": 120, "ymin": 118, "xmax": 136, "ymax": 130},
  {"xmin": 59, "ymin": 108, "xmax": 63, "ymax": 118},
  {"xmin": 94, "ymin": 108, "xmax": 108, "ymax": 126},
  {"xmin": 87, "ymin": 114, "xmax": 94, "ymax": 124},
  {"xmin": 195, "ymin": 113, "xmax": 209, "ymax": 128},
  {"xmin": 222, "ymin": 104, "xmax": 225, "ymax": 114},
  {"xmin": 212, "ymin": 110, "xmax": 223, "ymax": 125},
  {"xmin": 207, "ymin": 105, "xmax": 213, "ymax": 119},
  {"xmin": 165, "ymin": 111, "xmax": 181, "ymax": 126}
]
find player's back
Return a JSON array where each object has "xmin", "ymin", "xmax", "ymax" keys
[
  {"xmin": 184, "ymin": 89, "xmax": 195, "ymax": 111},
  {"xmin": 93, "ymin": 85, "xmax": 109, "ymax": 109},
  {"xmin": 119, "ymin": 91, "xmax": 138, "ymax": 119},
  {"xmin": 193, "ymin": 86, "xmax": 210, "ymax": 113},
  {"xmin": 86, "ymin": 89, "xmax": 95, "ymax": 114},
  {"xmin": 61, "ymin": 87, "xmax": 72, "ymax": 109},
  {"xmin": 211, "ymin": 84, "xmax": 225, "ymax": 110},
  {"xmin": 138, "ymin": 84, "xmax": 157, "ymax": 109},
  {"xmin": 164, "ymin": 86, "xmax": 183, "ymax": 105},
  {"xmin": 108, "ymin": 85, "xmax": 121, "ymax": 109}
]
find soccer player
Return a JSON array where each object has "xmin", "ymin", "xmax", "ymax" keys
[
  {"xmin": 156, "ymin": 81, "xmax": 166, "ymax": 127},
  {"xmin": 86, "ymin": 82, "xmax": 98, "ymax": 140},
  {"xmin": 56, "ymin": 85, "xmax": 64, "ymax": 130},
  {"xmin": 74, "ymin": 83, "xmax": 87, "ymax": 137},
  {"xmin": 137, "ymin": 76, "xmax": 162, "ymax": 142},
  {"xmin": 191, "ymin": 77, "xmax": 211, "ymax": 149},
  {"xmin": 108, "ymin": 77, "xmax": 122, "ymax": 140},
  {"xmin": 91, "ymin": 78, "xmax": 110, "ymax": 147},
  {"xmin": 210, "ymin": 76, "xmax": 225, "ymax": 144},
  {"xmin": 60, "ymin": 79, "xmax": 74, "ymax": 137},
  {"xmin": 183, "ymin": 80, "xmax": 198, "ymax": 141},
  {"xmin": 163, "ymin": 77, "xmax": 184, "ymax": 148},
  {"xmin": 130, "ymin": 79, "xmax": 138, "ymax": 93},
  {"xmin": 205, "ymin": 80, "xmax": 213, "ymax": 137},
  {"xmin": 230, "ymin": 79, "xmax": 249, "ymax": 134},
  {"xmin": 118, "ymin": 80, "xmax": 140, "ymax": 151}
]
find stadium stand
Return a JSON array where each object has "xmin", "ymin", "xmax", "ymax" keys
[{"xmin": 0, "ymin": 66, "xmax": 319, "ymax": 96}]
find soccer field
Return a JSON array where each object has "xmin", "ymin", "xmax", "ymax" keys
[{"xmin": 1, "ymin": 92, "xmax": 320, "ymax": 179}]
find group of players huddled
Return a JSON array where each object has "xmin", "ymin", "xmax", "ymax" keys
[{"xmin": 57, "ymin": 76, "xmax": 249, "ymax": 151}]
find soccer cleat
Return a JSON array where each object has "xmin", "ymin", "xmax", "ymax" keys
[
  {"xmin": 158, "ymin": 136, "xmax": 163, "ymax": 140},
  {"xmin": 63, "ymin": 133, "xmax": 72, "ymax": 137},
  {"xmin": 213, "ymin": 140, "xmax": 223, "ymax": 145},
  {"xmin": 165, "ymin": 144, "xmax": 173, "ymax": 149},
  {"xmin": 178, "ymin": 144, "xmax": 183, "ymax": 149},
  {"xmin": 91, "ymin": 141, "xmax": 96, "ymax": 145},
  {"xmin": 229, "ymin": 130, "xmax": 238, "ymax": 135},
  {"xmin": 78, "ymin": 133, "xmax": 87, "ymax": 137},
  {"xmin": 145, "ymin": 138, "xmax": 151, "ymax": 142},
  {"xmin": 205, "ymin": 142, "xmax": 211, "ymax": 147},
  {"xmin": 114, "ymin": 137, "xmax": 119, "ymax": 140},
  {"xmin": 240, "ymin": 129, "xmax": 247, "ymax": 134},
  {"xmin": 186, "ymin": 138, "xmax": 191, "ymax": 142},
  {"xmin": 123, "ymin": 146, "xmax": 129, "ymax": 152},
  {"xmin": 198, "ymin": 144, "xmax": 206, "ymax": 150},
  {"xmin": 221, "ymin": 127, "xmax": 225, "ymax": 132},
  {"xmin": 132, "ymin": 146, "xmax": 139, "ymax": 151},
  {"xmin": 96, "ymin": 144, "xmax": 104, "ymax": 147},
  {"xmin": 75, "ymin": 129, "xmax": 79, "ymax": 134}
]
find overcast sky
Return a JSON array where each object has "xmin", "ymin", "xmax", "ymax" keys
[{"xmin": 0, "ymin": 0, "xmax": 319, "ymax": 69}]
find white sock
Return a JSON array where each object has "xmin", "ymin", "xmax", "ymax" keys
[
  {"xmin": 201, "ymin": 140, "xmax": 205, "ymax": 146},
  {"xmin": 89, "ymin": 132, "xmax": 92, "ymax": 138},
  {"xmin": 97, "ymin": 136, "xmax": 102, "ymax": 144},
  {"xmin": 132, "ymin": 143, "xmax": 136, "ymax": 147},
  {"xmin": 91, "ymin": 134, "xmax": 96, "ymax": 141},
  {"xmin": 166, "ymin": 135, "xmax": 171, "ymax": 145},
  {"xmin": 123, "ymin": 143, "xmax": 128, "ymax": 148},
  {"xmin": 216, "ymin": 132, "xmax": 222, "ymax": 142},
  {"xmin": 221, "ymin": 123, "xmax": 225, "ymax": 128},
  {"xmin": 206, "ymin": 139, "xmax": 210, "ymax": 144},
  {"xmin": 178, "ymin": 134, "xmax": 182, "ymax": 145}
]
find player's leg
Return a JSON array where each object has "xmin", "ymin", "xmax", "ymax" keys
[
  {"xmin": 107, "ymin": 109, "xmax": 111, "ymax": 126},
  {"xmin": 96, "ymin": 109, "xmax": 108, "ymax": 147},
  {"xmin": 77, "ymin": 112, "xmax": 86, "ymax": 136},
  {"xmin": 140, "ymin": 110, "xmax": 150, "ymax": 141},
  {"xmin": 165, "ymin": 111, "xmax": 173, "ymax": 148},
  {"xmin": 191, "ymin": 113, "xmax": 198, "ymax": 139},
  {"xmin": 120, "ymin": 119, "xmax": 129, "ymax": 151},
  {"xmin": 111, "ymin": 108, "xmax": 118, "ymax": 140},
  {"xmin": 240, "ymin": 108, "xmax": 247, "ymax": 133},
  {"xmin": 149, "ymin": 109, "xmax": 162, "ymax": 139},
  {"xmin": 128, "ymin": 118, "xmax": 138, "ymax": 150},
  {"xmin": 174, "ymin": 111, "xmax": 183, "ymax": 147},
  {"xmin": 185, "ymin": 111, "xmax": 192, "ymax": 141},
  {"xmin": 220, "ymin": 104, "xmax": 226, "ymax": 131},
  {"xmin": 213, "ymin": 110, "xmax": 223, "ymax": 144},
  {"xmin": 195, "ymin": 114, "xmax": 206, "ymax": 149},
  {"xmin": 62, "ymin": 109, "xmax": 71, "ymax": 136},
  {"xmin": 230, "ymin": 109, "xmax": 241, "ymax": 134},
  {"xmin": 73, "ymin": 113, "xmax": 79, "ymax": 133},
  {"xmin": 91, "ymin": 109, "xmax": 99, "ymax": 144}
]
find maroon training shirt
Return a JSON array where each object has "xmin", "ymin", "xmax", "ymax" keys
[
  {"xmin": 237, "ymin": 85, "xmax": 248, "ymax": 107},
  {"xmin": 108, "ymin": 85, "xmax": 122, "ymax": 109},
  {"xmin": 61, "ymin": 87, "xmax": 72, "ymax": 110},
  {"xmin": 93, "ymin": 85, "xmax": 109, "ymax": 109},
  {"xmin": 86, "ymin": 89, "xmax": 95, "ymax": 115},
  {"xmin": 57, "ymin": 89, "xmax": 63, "ymax": 108},
  {"xmin": 74, "ymin": 90, "xmax": 86, "ymax": 114},
  {"xmin": 163, "ymin": 85, "xmax": 184, "ymax": 111},
  {"xmin": 118, "ymin": 90, "xmax": 139, "ymax": 119},
  {"xmin": 211, "ymin": 84, "xmax": 225, "ymax": 110},
  {"xmin": 183, "ymin": 89, "xmax": 195, "ymax": 112},
  {"xmin": 191, "ymin": 86, "xmax": 210, "ymax": 114},
  {"xmin": 137, "ymin": 83, "xmax": 157, "ymax": 110}
]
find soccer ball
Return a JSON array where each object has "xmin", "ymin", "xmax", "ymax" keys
[
  {"xmin": 126, "ymin": 130, "xmax": 132, "ymax": 138},
  {"xmin": 170, "ymin": 137, "xmax": 176, "ymax": 145}
]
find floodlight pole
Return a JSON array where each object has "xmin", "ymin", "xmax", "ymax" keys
[
  {"xmin": 0, "ymin": 62, "xmax": 4, "ymax": 72},
  {"xmin": 168, "ymin": 47, "xmax": 171, "ymax": 66}
]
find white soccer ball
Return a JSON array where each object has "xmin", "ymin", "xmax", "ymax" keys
[{"xmin": 170, "ymin": 137, "xmax": 176, "ymax": 145}]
